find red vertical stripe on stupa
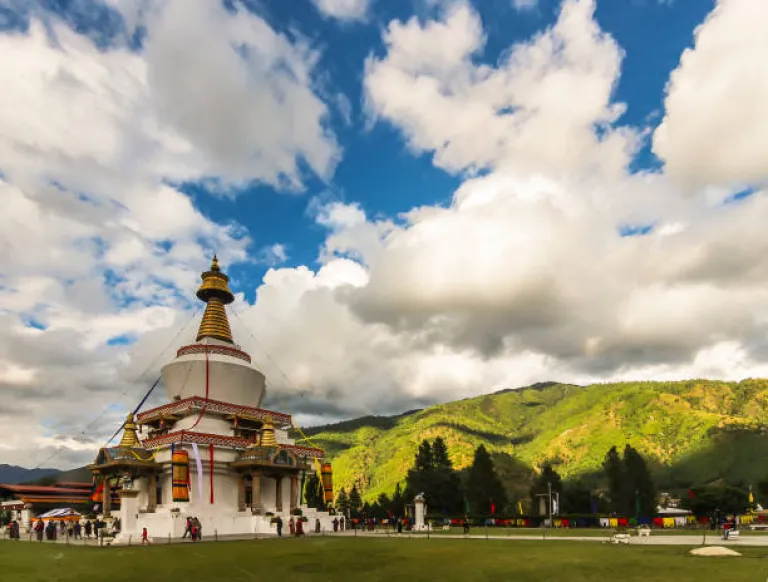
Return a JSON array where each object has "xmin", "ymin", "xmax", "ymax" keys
[{"xmin": 209, "ymin": 443, "xmax": 214, "ymax": 504}]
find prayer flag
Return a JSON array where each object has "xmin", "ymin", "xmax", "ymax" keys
[
  {"xmin": 688, "ymin": 488, "xmax": 695, "ymax": 499},
  {"xmin": 517, "ymin": 500, "xmax": 524, "ymax": 515},
  {"xmin": 490, "ymin": 501, "xmax": 496, "ymax": 515}
]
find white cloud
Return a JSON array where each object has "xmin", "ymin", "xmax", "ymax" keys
[
  {"xmin": 0, "ymin": 0, "xmax": 342, "ymax": 468},
  {"xmin": 256, "ymin": 243, "xmax": 290, "ymax": 267},
  {"xmin": 3, "ymin": 0, "xmax": 768, "ymax": 473},
  {"xmin": 653, "ymin": 0, "xmax": 768, "ymax": 188},
  {"xmin": 364, "ymin": 0, "xmax": 639, "ymax": 179},
  {"xmin": 311, "ymin": 0, "xmax": 372, "ymax": 22}
]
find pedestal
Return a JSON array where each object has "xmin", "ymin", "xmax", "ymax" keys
[
  {"xmin": 118, "ymin": 489, "xmax": 141, "ymax": 537},
  {"xmin": 413, "ymin": 493, "xmax": 428, "ymax": 531}
]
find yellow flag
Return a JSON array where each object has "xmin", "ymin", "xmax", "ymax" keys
[
  {"xmin": 517, "ymin": 501, "xmax": 523, "ymax": 515},
  {"xmin": 749, "ymin": 491, "xmax": 754, "ymax": 504}
]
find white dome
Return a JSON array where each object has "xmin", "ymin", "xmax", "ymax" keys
[{"xmin": 162, "ymin": 339, "xmax": 266, "ymax": 408}]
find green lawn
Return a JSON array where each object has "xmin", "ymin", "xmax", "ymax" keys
[{"xmin": 2, "ymin": 538, "xmax": 767, "ymax": 582}]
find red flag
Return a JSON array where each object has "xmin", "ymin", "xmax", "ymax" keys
[
  {"xmin": 688, "ymin": 489, "xmax": 695, "ymax": 500},
  {"xmin": 490, "ymin": 501, "xmax": 496, "ymax": 514}
]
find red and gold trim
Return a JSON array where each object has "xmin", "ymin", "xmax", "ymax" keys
[
  {"xmin": 176, "ymin": 343, "xmax": 252, "ymax": 363},
  {"xmin": 137, "ymin": 397, "xmax": 292, "ymax": 427},
  {"xmin": 141, "ymin": 430, "xmax": 324, "ymax": 458}
]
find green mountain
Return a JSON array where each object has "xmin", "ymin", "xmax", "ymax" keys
[{"xmin": 300, "ymin": 379, "xmax": 768, "ymax": 502}]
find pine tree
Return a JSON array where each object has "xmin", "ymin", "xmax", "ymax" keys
[
  {"xmin": 303, "ymin": 472, "xmax": 323, "ymax": 509},
  {"xmin": 432, "ymin": 437, "xmax": 451, "ymax": 470},
  {"xmin": 391, "ymin": 483, "xmax": 405, "ymax": 518},
  {"xmin": 431, "ymin": 437, "xmax": 464, "ymax": 514},
  {"xmin": 336, "ymin": 487, "xmax": 350, "ymax": 516},
  {"xmin": 622, "ymin": 445, "xmax": 656, "ymax": 517},
  {"xmin": 466, "ymin": 445, "xmax": 507, "ymax": 516},
  {"xmin": 603, "ymin": 446, "xmax": 624, "ymax": 513},
  {"xmin": 561, "ymin": 479, "xmax": 593, "ymax": 514},
  {"xmin": 349, "ymin": 484, "xmax": 363, "ymax": 517},
  {"xmin": 406, "ymin": 439, "xmax": 434, "ymax": 502}
]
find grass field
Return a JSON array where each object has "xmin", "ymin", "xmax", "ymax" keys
[{"xmin": 2, "ymin": 537, "xmax": 767, "ymax": 582}]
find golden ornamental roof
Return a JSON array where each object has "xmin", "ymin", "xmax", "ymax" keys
[
  {"xmin": 118, "ymin": 413, "xmax": 141, "ymax": 449},
  {"xmin": 195, "ymin": 255, "xmax": 235, "ymax": 344}
]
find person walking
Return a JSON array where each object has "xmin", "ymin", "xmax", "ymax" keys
[
  {"xmin": 275, "ymin": 516, "xmax": 283, "ymax": 537},
  {"xmin": 142, "ymin": 527, "xmax": 151, "ymax": 545},
  {"xmin": 182, "ymin": 518, "xmax": 192, "ymax": 539}
]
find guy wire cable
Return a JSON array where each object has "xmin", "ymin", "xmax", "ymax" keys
[
  {"xmin": 230, "ymin": 306, "xmax": 322, "ymax": 450},
  {"xmin": 30, "ymin": 306, "xmax": 202, "ymax": 470}
]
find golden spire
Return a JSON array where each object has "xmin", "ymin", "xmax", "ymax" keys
[
  {"xmin": 118, "ymin": 413, "xmax": 141, "ymax": 449},
  {"xmin": 195, "ymin": 254, "xmax": 235, "ymax": 344},
  {"xmin": 259, "ymin": 416, "xmax": 278, "ymax": 447}
]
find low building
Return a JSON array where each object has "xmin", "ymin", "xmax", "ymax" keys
[{"xmin": 0, "ymin": 482, "xmax": 99, "ymax": 531}]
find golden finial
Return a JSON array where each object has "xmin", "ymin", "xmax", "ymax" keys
[
  {"xmin": 118, "ymin": 413, "xmax": 141, "ymax": 449},
  {"xmin": 259, "ymin": 416, "xmax": 278, "ymax": 447},
  {"xmin": 195, "ymin": 254, "xmax": 235, "ymax": 343}
]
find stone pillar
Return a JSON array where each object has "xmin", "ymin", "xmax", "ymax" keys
[
  {"xmin": 290, "ymin": 474, "xmax": 299, "ymax": 510},
  {"xmin": 118, "ymin": 489, "xmax": 140, "ymax": 538},
  {"xmin": 251, "ymin": 470, "xmax": 262, "ymax": 514},
  {"xmin": 276, "ymin": 476, "xmax": 284, "ymax": 513},
  {"xmin": 147, "ymin": 473, "xmax": 157, "ymax": 513},
  {"xmin": 238, "ymin": 474, "xmax": 246, "ymax": 512},
  {"xmin": 413, "ymin": 493, "xmax": 426, "ymax": 531},
  {"xmin": 20, "ymin": 507, "xmax": 31, "ymax": 534}
]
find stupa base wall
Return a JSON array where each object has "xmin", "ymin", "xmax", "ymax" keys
[{"xmin": 111, "ymin": 505, "xmax": 338, "ymax": 543}]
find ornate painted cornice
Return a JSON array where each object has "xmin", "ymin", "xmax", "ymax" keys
[
  {"xmin": 136, "ymin": 397, "xmax": 292, "ymax": 427},
  {"xmin": 141, "ymin": 430, "xmax": 324, "ymax": 458},
  {"xmin": 176, "ymin": 343, "xmax": 252, "ymax": 363}
]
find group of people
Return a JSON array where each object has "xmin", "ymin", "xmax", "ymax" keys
[
  {"xmin": 31, "ymin": 519, "xmax": 106, "ymax": 541},
  {"xmin": 5, "ymin": 521, "xmax": 20, "ymax": 539},
  {"xmin": 182, "ymin": 516, "xmax": 203, "ymax": 541}
]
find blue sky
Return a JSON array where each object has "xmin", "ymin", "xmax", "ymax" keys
[
  {"xmin": 2, "ymin": 0, "xmax": 768, "ymax": 468},
  {"xmin": 194, "ymin": 0, "xmax": 716, "ymax": 299},
  {"xmin": 0, "ymin": 0, "xmax": 717, "ymax": 300}
]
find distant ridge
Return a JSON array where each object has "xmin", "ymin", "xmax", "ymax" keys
[{"xmin": 0, "ymin": 464, "xmax": 60, "ymax": 485}]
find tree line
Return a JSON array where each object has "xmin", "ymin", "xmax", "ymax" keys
[{"xmin": 304, "ymin": 440, "xmax": 757, "ymax": 519}]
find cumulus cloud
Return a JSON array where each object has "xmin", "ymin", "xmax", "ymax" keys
[
  {"xmin": 3, "ymin": 0, "xmax": 768, "ymax": 472},
  {"xmin": 0, "ymin": 0, "xmax": 340, "ymax": 468},
  {"xmin": 364, "ymin": 0, "xmax": 639, "ymax": 179},
  {"xmin": 653, "ymin": 0, "xmax": 768, "ymax": 187}
]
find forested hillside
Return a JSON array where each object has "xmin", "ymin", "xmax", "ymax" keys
[{"xmin": 300, "ymin": 379, "xmax": 768, "ymax": 501}]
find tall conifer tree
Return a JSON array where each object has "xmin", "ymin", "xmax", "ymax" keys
[
  {"xmin": 337, "ymin": 487, "xmax": 350, "ymax": 516},
  {"xmin": 466, "ymin": 445, "xmax": 507, "ymax": 516},
  {"xmin": 349, "ymin": 484, "xmax": 363, "ymax": 517}
]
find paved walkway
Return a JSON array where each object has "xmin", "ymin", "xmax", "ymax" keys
[{"xmin": 5, "ymin": 530, "xmax": 768, "ymax": 548}]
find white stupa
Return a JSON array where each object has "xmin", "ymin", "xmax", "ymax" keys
[{"xmin": 89, "ymin": 256, "xmax": 335, "ymax": 542}]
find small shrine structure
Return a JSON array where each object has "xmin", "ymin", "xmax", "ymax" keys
[{"xmin": 89, "ymin": 256, "xmax": 334, "ymax": 541}]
